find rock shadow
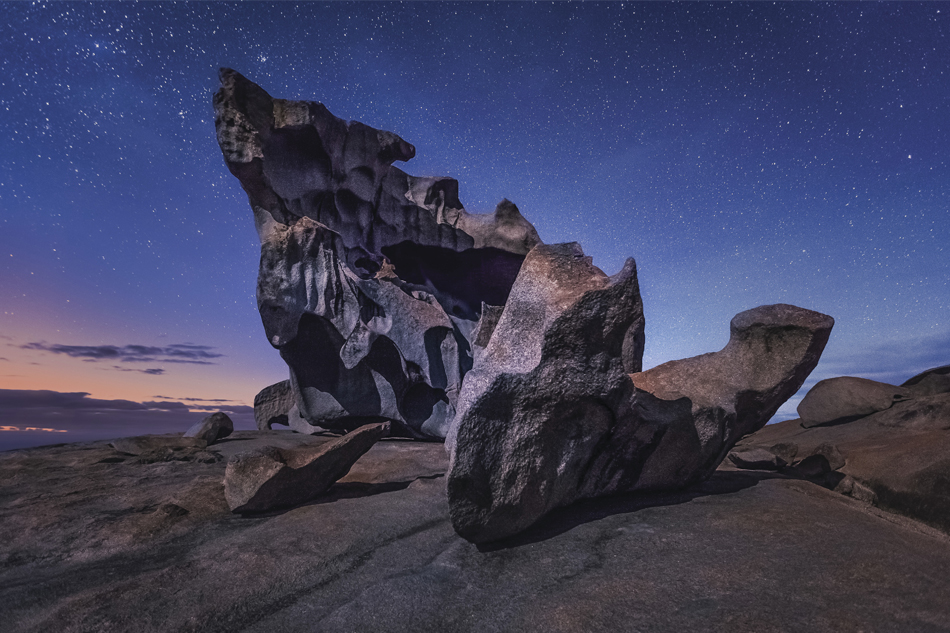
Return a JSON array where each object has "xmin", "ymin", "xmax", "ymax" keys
[
  {"xmin": 476, "ymin": 469, "xmax": 785, "ymax": 552},
  {"xmin": 239, "ymin": 473, "xmax": 445, "ymax": 517}
]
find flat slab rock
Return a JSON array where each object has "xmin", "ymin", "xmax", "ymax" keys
[{"xmin": 2, "ymin": 434, "xmax": 950, "ymax": 632}]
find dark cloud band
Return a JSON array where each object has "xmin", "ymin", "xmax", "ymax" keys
[{"xmin": 20, "ymin": 342, "xmax": 223, "ymax": 366}]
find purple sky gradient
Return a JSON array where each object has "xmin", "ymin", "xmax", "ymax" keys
[{"xmin": 2, "ymin": 2, "xmax": 948, "ymax": 449}]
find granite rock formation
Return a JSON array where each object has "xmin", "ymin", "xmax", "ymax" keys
[
  {"xmin": 112, "ymin": 435, "xmax": 207, "ymax": 455},
  {"xmin": 224, "ymin": 422, "xmax": 390, "ymax": 513},
  {"xmin": 446, "ymin": 243, "xmax": 645, "ymax": 542},
  {"xmin": 253, "ymin": 380, "xmax": 295, "ymax": 430},
  {"xmin": 214, "ymin": 68, "xmax": 541, "ymax": 439},
  {"xmin": 184, "ymin": 412, "xmax": 234, "ymax": 444},
  {"xmin": 902, "ymin": 364, "xmax": 950, "ymax": 396},
  {"xmin": 797, "ymin": 376, "xmax": 911, "ymax": 428},
  {"xmin": 448, "ymin": 244, "xmax": 832, "ymax": 542},
  {"xmin": 734, "ymin": 364, "xmax": 950, "ymax": 531},
  {"xmin": 6, "ymin": 433, "xmax": 950, "ymax": 632}
]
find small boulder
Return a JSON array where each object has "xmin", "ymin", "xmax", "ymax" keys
[
  {"xmin": 184, "ymin": 412, "xmax": 234, "ymax": 445},
  {"xmin": 798, "ymin": 376, "xmax": 910, "ymax": 428},
  {"xmin": 728, "ymin": 448, "xmax": 787, "ymax": 470},
  {"xmin": 224, "ymin": 421, "xmax": 390, "ymax": 513},
  {"xmin": 792, "ymin": 442, "xmax": 846, "ymax": 478},
  {"xmin": 769, "ymin": 442, "xmax": 799, "ymax": 464}
]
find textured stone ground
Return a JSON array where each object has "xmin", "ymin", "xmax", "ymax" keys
[{"xmin": 2, "ymin": 431, "xmax": 950, "ymax": 632}]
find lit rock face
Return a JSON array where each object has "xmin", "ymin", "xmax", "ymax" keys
[
  {"xmin": 627, "ymin": 304, "xmax": 834, "ymax": 491},
  {"xmin": 447, "ymin": 243, "xmax": 646, "ymax": 543},
  {"xmin": 447, "ymin": 250, "xmax": 833, "ymax": 543},
  {"xmin": 214, "ymin": 68, "xmax": 541, "ymax": 439}
]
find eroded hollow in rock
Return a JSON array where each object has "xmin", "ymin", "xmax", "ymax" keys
[{"xmin": 381, "ymin": 242, "xmax": 527, "ymax": 321}]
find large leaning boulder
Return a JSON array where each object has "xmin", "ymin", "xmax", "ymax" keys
[
  {"xmin": 447, "ymin": 243, "xmax": 832, "ymax": 542},
  {"xmin": 214, "ymin": 68, "xmax": 541, "ymax": 439},
  {"xmin": 628, "ymin": 304, "xmax": 834, "ymax": 490}
]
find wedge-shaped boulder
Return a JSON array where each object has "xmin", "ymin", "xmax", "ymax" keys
[
  {"xmin": 225, "ymin": 422, "xmax": 390, "ymax": 513},
  {"xmin": 798, "ymin": 376, "xmax": 911, "ymax": 428},
  {"xmin": 448, "ymin": 245, "xmax": 832, "ymax": 542}
]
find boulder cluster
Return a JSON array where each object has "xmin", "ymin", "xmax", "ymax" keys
[
  {"xmin": 214, "ymin": 69, "xmax": 834, "ymax": 541},
  {"xmin": 730, "ymin": 365, "xmax": 950, "ymax": 532}
]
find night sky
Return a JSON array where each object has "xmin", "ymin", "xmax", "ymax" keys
[{"xmin": 2, "ymin": 2, "xmax": 948, "ymax": 450}]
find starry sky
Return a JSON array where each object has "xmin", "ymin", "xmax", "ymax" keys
[{"xmin": 1, "ymin": 2, "xmax": 948, "ymax": 450}]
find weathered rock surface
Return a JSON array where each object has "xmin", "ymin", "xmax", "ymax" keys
[
  {"xmin": 628, "ymin": 304, "xmax": 834, "ymax": 489},
  {"xmin": 184, "ymin": 411, "xmax": 234, "ymax": 444},
  {"xmin": 225, "ymin": 422, "xmax": 390, "ymax": 513},
  {"xmin": 727, "ymin": 447, "xmax": 786, "ymax": 470},
  {"xmin": 798, "ymin": 376, "xmax": 911, "ymax": 427},
  {"xmin": 447, "ymin": 243, "xmax": 645, "ymax": 543},
  {"xmin": 253, "ymin": 380, "xmax": 295, "ymax": 430},
  {"xmin": 3, "ymin": 434, "xmax": 950, "ymax": 632},
  {"xmin": 903, "ymin": 364, "xmax": 950, "ymax": 396},
  {"xmin": 449, "ymin": 269, "xmax": 832, "ymax": 542},
  {"xmin": 111, "ymin": 434, "xmax": 207, "ymax": 455},
  {"xmin": 214, "ymin": 69, "xmax": 541, "ymax": 439},
  {"xmin": 735, "ymin": 389, "xmax": 950, "ymax": 533}
]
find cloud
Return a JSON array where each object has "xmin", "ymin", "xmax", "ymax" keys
[
  {"xmin": 152, "ymin": 395, "xmax": 238, "ymax": 403},
  {"xmin": 0, "ymin": 389, "xmax": 251, "ymax": 415},
  {"xmin": 20, "ymin": 342, "xmax": 223, "ymax": 366},
  {"xmin": 0, "ymin": 390, "xmax": 154, "ymax": 411},
  {"xmin": 0, "ymin": 388, "xmax": 257, "ymax": 451},
  {"xmin": 111, "ymin": 366, "xmax": 166, "ymax": 375}
]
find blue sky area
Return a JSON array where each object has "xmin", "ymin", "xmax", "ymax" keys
[{"xmin": 1, "ymin": 2, "xmax": 947, "ymax": 450}]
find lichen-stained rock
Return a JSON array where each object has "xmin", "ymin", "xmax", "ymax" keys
[
  {"xmin": 447, "ymin": 243, "xmax": 645, "ymax": 543},
  {"xmin": 448, "ymin": 292, "xmax": 832, "ymax": 543},
  {"xmin": 214, "ymin": 68, "xmax": 542, "ymax": 439},
  {"xmin": 224, "ymin": 422, "xmax": 390, "ymax": 513},
  {"xmin": 798, "ymin": 376, "xmax": 911, "ymax": 428}
]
